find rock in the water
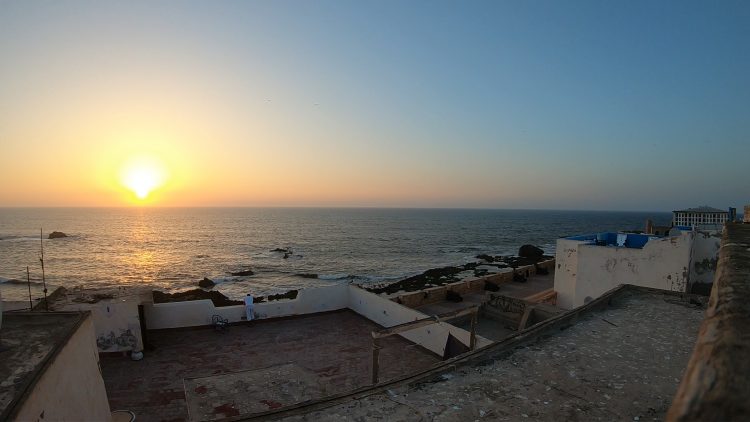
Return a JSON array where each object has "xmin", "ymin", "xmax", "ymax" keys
[
  {"xmin": 48, "ymin": 231, "xmax": 67, "ymax": 239},
  {"xmin": 198, "ymin": 277, "xmax": 215, "ymax": 288},
  {"xmin": 152, "ymin": 289, "xmax": 242, "ymax": 307},
  {"xmin": 476, "ymin": 254, "xmax": 495, "ymax": 262},
  {"xmin": 518, "ymin": 244, "xmax": 544, "ymax": 258},
  {"xmin": 271, "ymin": 247, "xmax": 289, "ymax": 253},
  {"xmin": 267, "ymin": 290, "xmax": 299, "ymax": 301},
  {"xmin": 72, "ymin": 293, "xmax": 115, "ymax": 304},
  {"xmin": 230, "ymin": 269, "xmax": 254, "ymax": 276},
  {"xmin": 296, "ymin": 273, "xmax": 318, "ymax": 279}
]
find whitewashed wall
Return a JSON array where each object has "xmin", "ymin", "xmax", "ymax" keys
[
  {"xmin": 91, "ymin": 300, "xmax": 142, "ymax": 352},
  {"xmin": 690, "ymin": 226, "xmax": 723, "ymax": 286},
  {"xmin": 143, "ymin": 284, "xmax": 349, "ymax": 330},
  {"xmin": 14, "ymin": 316, "xmax": 112, "ymax": 421},
  {"xmin": 555, "ymin": 232, "xmax": 694, "ymax": 309},
  {"xmin": 554, "ymin": 239, "xmax": 583, "ymax": 310},
  {"xmin": 142, "ymin": 283, "xmax": 490, "ymax": 357}
]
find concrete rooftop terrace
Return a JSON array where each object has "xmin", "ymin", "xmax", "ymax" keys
[
  {"xmin": 0, "ymin": 311, "xmax": 87, "ymax": 420},
  {"xmin": 101, "ymin": 309, "xmax": 440, "ymax": 421},
  {"xmin": 270, "ymin": 287, "xmax": 705, "ymax": 421},
  {"xmin": 415, "ymin": 271, "xmax": 555, "ymax": 341}
]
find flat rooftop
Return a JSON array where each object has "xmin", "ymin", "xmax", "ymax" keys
[
  {"xmin": 0, "ymin": 312, "xmax": 86, "ymax": 420},
  {"xmin": 101, "ymin": 309, "xmax": 440, "ymax": 421},
  {"xmin": 275, "ymin": 288, "xmax": 705, "ymax": 421}
]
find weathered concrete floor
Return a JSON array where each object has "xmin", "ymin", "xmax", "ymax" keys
[
  {"xmin": 278, "ymin": 291, "xmax": 704, "ymax": 421},
  {"xmin": 495, "ymin": 271, "xmax": 555, "ymax": 300},
  {"xmin": 100, "ymin": 310, "xmax": 440, "ymax": 422}
]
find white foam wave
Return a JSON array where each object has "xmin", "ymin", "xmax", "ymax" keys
[{"xmin": 209, "ymin": 276, "xmax": 242, "ymax": 285}]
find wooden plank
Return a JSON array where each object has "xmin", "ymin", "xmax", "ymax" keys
[
  {"xmin": 517, "ymin": 305, "xmax": 534, "ymax": 331},
  {"xmin": 372, "ymin": 306, "xmax": 478, "ymax": 339},
  {"xmin": 371, "ymin": 337, "xmax": 380, "ymax": 385},
  {"xmin": 469, "ymin": 312, "xmax": 477, "ymax": 350}
]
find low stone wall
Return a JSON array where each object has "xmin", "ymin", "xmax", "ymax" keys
[
  {"xmin": 143, "ymin": 284, "xmax": 350, "ymax": 330},
  {"xmin": 667, "ymin": 223, "xmax": 750, "ymax": 421},
  {"xmin": 393, "ymin": 259, "xmax": 555, "ymax": 309}
]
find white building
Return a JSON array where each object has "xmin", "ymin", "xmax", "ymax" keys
[
  {"xmin": 554, "ymin": 231, "xmax": 694, "ymax": 309},
  {"xmin": 553, "ymin": 223, "xmax": 724, "ymax": 309},
  {"xmin": 672, "ymin": 206, "xmax": 730, "ymax": 227}
]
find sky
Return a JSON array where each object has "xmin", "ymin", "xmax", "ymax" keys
[{"xmin": 0, "ymin": 0, "xmax": 748, "ymax": 211}]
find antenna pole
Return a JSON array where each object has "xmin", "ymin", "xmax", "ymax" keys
[
  {"xmin": 27, "ymin": 266, "xmax": 33, "ymax": 310},
  {"xmin": 40, "ymin": 228, "xmax": 48, "ymax": 311}
]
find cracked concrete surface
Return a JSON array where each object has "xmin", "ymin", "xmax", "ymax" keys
[{"xmin": 278, "ymin": 291, "xmax": 704, "ymax": 421}]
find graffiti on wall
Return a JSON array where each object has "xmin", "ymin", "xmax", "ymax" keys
[
  {"xmin": 97, "ymin": 328, "xmax": 138, "ymax": 351},
  {"xmin": 92, "ymin": 301, "xmax": 142, "ymax": 352},
  {"xmin": 486, "ymin": 294, "xmax": 527, "ymax": 315}
]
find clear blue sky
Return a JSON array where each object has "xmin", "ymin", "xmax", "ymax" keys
[{"xmin": 1, "ymin": 0, "xmax": 748, "ymax": 211}]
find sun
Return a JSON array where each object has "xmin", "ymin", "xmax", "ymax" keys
[{"xmin": 119, "ymin": 156, "xmax": 168, "ymax": 201}]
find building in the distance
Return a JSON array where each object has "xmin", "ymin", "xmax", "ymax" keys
[{"xmin": 672, "ymin": 206, "xmax": 731, "ymax": 227}]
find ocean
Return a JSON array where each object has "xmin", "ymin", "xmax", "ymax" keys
[{"xmin": 0, "ymin": 208, "xmax": 671, "ymax": 301}]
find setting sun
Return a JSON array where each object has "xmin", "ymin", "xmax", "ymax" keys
[{"xmin": 119, "ymin": 156, "xmax": 168, "ymax": 201}]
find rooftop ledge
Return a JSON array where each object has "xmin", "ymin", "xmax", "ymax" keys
[{"xmin": 667, "ymin": 223, "xmax": 750, "ymax": 421}]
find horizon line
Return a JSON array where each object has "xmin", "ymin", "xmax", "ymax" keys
[{"xmin": 0, "ymin": 205, "xmax": 677, "ymax": 214}]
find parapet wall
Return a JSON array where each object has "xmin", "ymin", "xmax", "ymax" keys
[
  {"xmin": 393, "ymin": 259, "xmax": 555, "ymax": 309},
  {"xmin": 12, "ymin": 315, "xmax": 112, "ymax": 421},
  {"xmin": 555, "ymin": 233, "xmax": 693, "ymax": 309},
  {"xmin": 142, "ymin": 283, "xmax": 489, "ymax": 356},
  {"xmin": 143, "ymin": 284, "xmax": 350, "ymax": 330},
  {"xmin": 668, "ymin": 223, "xmax": 750, "ymax": 421}
]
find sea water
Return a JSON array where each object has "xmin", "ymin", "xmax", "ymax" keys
[{"xmin": 0, "ymin": 208, "xmax": 671, "ymax": 300}]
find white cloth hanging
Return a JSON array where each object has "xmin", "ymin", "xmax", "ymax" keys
[{"xmin": 616, "ymin": 233, "xmax": 627, "ymax": 247}]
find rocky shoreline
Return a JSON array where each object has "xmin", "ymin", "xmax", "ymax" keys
[
  {"xmin": 10, "ymin": 244, "xmax": 551, "ymax": 308},
  {"xmin": 366, "ymin": 245, "xmax": 552, "ymax": 295},
  {"xmin": 152, "ymin": 288, "xmax": 300, "ymax": 307}
]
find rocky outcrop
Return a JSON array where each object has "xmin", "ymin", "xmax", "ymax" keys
[
  {"xmin": 152, "ymin": 289, "xmax": 242, "ymax": 307},
  {"xmin": 366, "ymin": 251, "xmax": 553, "ymax": 295},
  {"xmin": 198, "ymin": 277, "xmax": 215, "ymax": 288},
  {"xmin": 267, "ymin": 290, "xmax": 299, "ymax": 301},
  {"xmin": 71, "ymin": 293, "xmax": 114, "ymax": 304},
  {"xmin": 518, "ymin": 244, "xmax": 544, "ymax": 258},
  {"xmin": 48, "ymin": 231, "xmax": 67, "ymax": 239},
  {"xmin": 230, "ymin": 269, "xmax": 254, "ymax": 276}
]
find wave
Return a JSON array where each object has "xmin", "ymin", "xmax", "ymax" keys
[
  {"xmin": 0, "ymin": 235, "xmax": 43, "ymax": 242},
  {"xmin": 0, "ymin": 277, "xmax": 43, "ymax": 285},
  {"xmin": 208, "ymin": 276, "xmax": 243, "ymax": 285},
  {"xmin": 312, "ymin": 273, "xmax": 403, "ymax": 284}
]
